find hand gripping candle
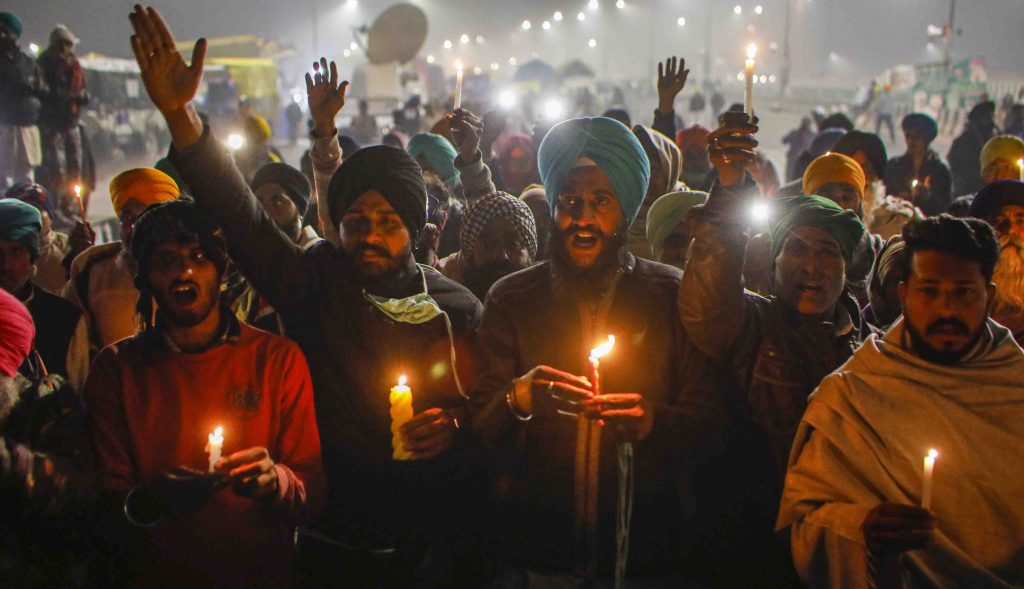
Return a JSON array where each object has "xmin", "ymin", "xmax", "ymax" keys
[
  {"xmin": 744, "ymin": 43, "xmax": 757, "ymax": 115},
  {"xmin": 390, "ymin": 376, "xmax": 414, "ymax": 460}
]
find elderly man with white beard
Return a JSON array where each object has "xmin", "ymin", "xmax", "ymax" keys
[{"xmin": 966, "ymin": 180, "xmax": 1024, "ymax": 342}]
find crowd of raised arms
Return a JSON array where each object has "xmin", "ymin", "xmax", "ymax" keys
[{"xmin": 1, "ymin": 4, "xmax": 1024, "ymax": 589}]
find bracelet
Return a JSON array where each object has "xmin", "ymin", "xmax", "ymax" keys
[
  {"xmin": 507, "ymin": 384, "xmax": 532, "ymax": 421},
  {"xmin": 123, "ymin": 486, "xmax": 162, "ymax": 528}
]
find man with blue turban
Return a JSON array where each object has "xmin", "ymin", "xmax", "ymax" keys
[
  {"xmin": 471, "ymin": 116, "xmax": 725, "ymax": 585},
  {"xmin": 883, "ymin": 112, "xmax": 953, "ymax": 215}
]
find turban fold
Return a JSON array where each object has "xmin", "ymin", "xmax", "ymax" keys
[
  {"xmin": 771, "ymin": 195, "xmax": 865, "ymax": 264},
  {"xmin": 968, "ymin": 180, "xmax": 1024, "ymax": 220},
  {"xmin": 109, "ymin": 168, "xmax": 180, "ymax": 217},
  {"xmin": 0, "ymin": 288, "xmax": 33, "ymax": 377},
  {"xmin": 980, "ymin": 135, "xmax": 1024, "ymax": 172},
  {"xmin": 407, "ymin": 133, "xmax": 460, "ymax": 188},
  {"xmin": 901, "ymin": 113, "xmax": 939, "ymax": 143},
  {"xmin": 802, "ymin": 153, "xmax": 866, "ymax": 203},
  {"xmin": 5, "ymin": 183, "xmax": 54, "ymax": 220},
  {"xmin": 867, "ymin": 235, "xmax": 907, "ymax": 322},
  {"xmin": 538, "ymin": 117, "xmax": 651, "ymax": 225},
  {"xmin": 252, "ymin": 162, "xmax": 311, "ymax": 215},
  {"xmin": 646, "ymin": 190, "xmax": 706, "ymax": 259},
  {"xmin": 0, "ymin": 200, "xmax": 42, "ymax": 260},
  {"xmin": 327, "ymin": 145, "xmax": 427, "ymax": 236},
  {"xmin": 460, "ymin": 191, "xmax": 538, "ymax": 260}
]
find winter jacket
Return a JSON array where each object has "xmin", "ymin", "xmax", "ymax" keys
[
  {"xmin": 948, "ymin": 122, "xmax": 996, "ymax": 197},
  {"xmin": 883, "ymin": 150, "xmax": 953, "ymax": 216},
  {"xmin": 678, "ymin": 181, "xmax": 875, "ymax": 588},
  {"xmin": 171, "ymin": 128, "xmax": 484, "ymax": 556},
  {"xmin": 470, "ymin": 254, "xmax": 726, "ymax": 580},
  {"xmin": 37, "ymin": 49, "xmax": 87, "ymax": 129},
  {"xmin": 18, "ymin": 281, "xmax": 87, "ymax": 388}
]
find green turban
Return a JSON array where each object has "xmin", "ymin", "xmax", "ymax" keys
[
  {"xmin": 0, "ymin": 199, "xmax": 41, "ymax": 260},
  {"xmin": 407, "ymin": 133, "xmax": 460, "ymax": 188},
  {"xmin": 646, "ymin": 190, "xmax": 707, "ymax": 259},
  {"xmin": 770, "ymin": 195, "xmax": 865, "ymax": 264},
  {"xmin": 538, "ymin": 117, "xmax": 651, "ymax": 225}
]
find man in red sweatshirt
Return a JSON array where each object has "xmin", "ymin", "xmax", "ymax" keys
[{"xmin": 84, "ymin": 200, "xmax": 325, "ymax": 588}]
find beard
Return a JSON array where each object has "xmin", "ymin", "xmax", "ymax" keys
[
  {"xmin": 992, "ymin": 234, "xmax": 1024, "ymax": 333},
  {"xmin": 548, "ymin": 220, "xmax": 628, "ymax": 299},
  {"xmin": 904, "ymin": 315, "xmax": 983, "ymax": 366}
]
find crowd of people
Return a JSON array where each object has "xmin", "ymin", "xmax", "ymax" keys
[{"xmin": 1, "ymin": 5, "xmax": 1024, "ymax": 589}]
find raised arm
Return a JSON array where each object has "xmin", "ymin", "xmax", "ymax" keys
[
  {"xmin": 653, "ymin": 56, "xmax": 689, "ymax": 139},
  {"xmin": 129, "ymin": 5, "xmax": 310, "ymax": 312},
  {"xmin": 679, "ymin": 112, "xmax": 760, "ymax": 357},
  {"xmin": 450, "ymin": 109, "xmax": 497, "ymax": 201},
  {"xmin": 306, "ymin": 57, "xmax": 349, "ymax": 245}
]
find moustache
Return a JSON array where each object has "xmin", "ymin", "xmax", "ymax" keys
[
  {"xmin": 925, "ymin": 318, "xmax": 969, "ymax": 336},
  {"xmin": 355, "ymin": 244, "xmax": 392, "ymax": 259}
]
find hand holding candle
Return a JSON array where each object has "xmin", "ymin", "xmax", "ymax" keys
[
  {"xmin": 921, "ymin": 448, "xmax": 938, "ymax": 509},
  {"xmin": 744, "ymin": 43, "xmax": 757, "ymax": 115},
  {"xmin": 206, "ymin": 426, "xmax": 224, "ymax": 473},
  {"xmin": 390, "ymin": 376, "xmax": 414, "ymax": 460}
]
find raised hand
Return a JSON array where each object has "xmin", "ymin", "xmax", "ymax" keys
[
  {"xmin": 708, "ymin": 111, "xmax": 759, "ymax": 188},
  {"xmin": 129, "ymin": 5, "xmax": 206, "ymax": 116},
  {"xmin": 305, "ymin": 57, "xmax": 349, "ymax": 138},
  {"xmin": 657, "ymin": 56, "xmax": 690, "ymax": 114},
  {"xmin": 448, "ymin": 108, "xmax": 484, "ymax": 161}
]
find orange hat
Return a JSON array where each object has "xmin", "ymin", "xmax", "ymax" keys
[
  {"xmin": 802, "ymin": 152, "xmax": 865, "ymax": 203},
  {"xmin": 109, "ymin": 168, "xmax": 180, "ymax": 217}
]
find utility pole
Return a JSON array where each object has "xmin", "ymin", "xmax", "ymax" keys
[
  {"xmin": 780, "ymin": 0, "xmax": 793, "ymax": 97},
  {"xmin": 312, "ymin": 0, "xmax": 319, "ymax": 57},
  {"xmin": 702, "ymin": 1, "xmax": 712, "ymax": 85},
  {"xmin": 943, "ymin": 0, "xmax": 957, "ymax": 68}
]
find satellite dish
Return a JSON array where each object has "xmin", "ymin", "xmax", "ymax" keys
[{"xmin": 366, "ymin": 4, "xmax": 428, "ymax": 65}]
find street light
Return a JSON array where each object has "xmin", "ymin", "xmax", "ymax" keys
[
  {"xmin": 443, "ymin": 39, "xmax": 453, "ymax": 49},
  {"xmin": 460, "ymin": 33, "xmax": 470, "ymax": 44},
  {"xmin": 677, "ymin": 17, "xmax": 686, "ymax": 26},
  {"xmin": 589, "ymin": 0, "xmax": 599, "ymax": 11},
  {"xmin": 588, "ymin": 38, "xmax": 597, "ymax": 48},
  {"xmin": 734, "ymin": 5, "xmax": 742, "ymax": 15},
  {"xmin": 542, "ymin": 20, "xmax": 551, "ymax": 30},
  {"xmin": 554, "ymin": 11, "xmax": 563, "ymax": 21},
  {"xmin": 616, "ymin": 0, "xmax": 626, "ymax": 8},
  {"xmin": 521, "ymin": 20, "xmax": 532, "ymax": 30},
  {"xmin": 754, "ymin": 4, "xmax": 763, "ymax": 14},
  {"xmin": 577, "ymin": 11, "xmax": 586, "ymax": 21}
]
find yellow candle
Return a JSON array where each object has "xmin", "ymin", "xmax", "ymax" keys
[
  {"xmin": 206, "ymin": 426, "xmax": 224, "ymax": 472},
  {"xmin": 390, "ymin": 376, "xmax": 414, "ymax": 460},
  {"xmin": 1017, "ymin": 159, "xmax": 1023, "ymax": 182},
  {"xmin": 744, "ymin": 43, "xmax": 757, "ymax": 114},
  {"xmin": 921, "ymin": 448, "xmax": 938, "ymax": 509}
]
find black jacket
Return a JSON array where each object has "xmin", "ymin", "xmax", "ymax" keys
[
  {"xmin": 172, "ymin": 129, "xmax": 483, "ymax": 551},
  {"xmin": 469, "ymin": 255, "xmax": 726, "ymax": 579},
  {"xmin": 21, "ymin": 282, "xmax": 81, "ymax": 380},
  {"xmin": 0, "ymin": 43, "xmax": 40, "ymax": 126}
]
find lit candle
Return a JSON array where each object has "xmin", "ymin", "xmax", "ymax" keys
[
  {"xmin": 921, "ymin": 448, "xmax": 938, "ymax": 509},
  {"xmin": 453, "ymin": 61, "xmax": 464, "ymax": 110},
  {"xmin": 744, "ymin": 43, "xmax": 757, "ymax": 115},
  {"xmin": 206, "ymin": 426, "xmax": 224, "ymax": 473},
  {"xmin": 390, "ymin": 375, "xmax": 414, "ymax": 460},
  {"xmin": 1017, "ymin": 159, "xmax": 1023, "ymax": 182},
  {"xmin": 589, "ymin": 335, "xmax": 616, "ymax": 397},
  {"xmin": 73, "ymin": 183, "xmax": 87, "ymax": 222},
  {"xmin": 911, "ymin": 178, "xmax": 919, "ymax": 192}
]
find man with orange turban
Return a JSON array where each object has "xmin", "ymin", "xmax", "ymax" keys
[{"xmin": 63, "ymin": 167, "xmax": 179, "ymax": 355}]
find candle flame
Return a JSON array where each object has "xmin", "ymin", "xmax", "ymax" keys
[
  {"xmin": 746, "ymin": 43, "xmax": 757, "ymax": 60},
  {"xmin": 928, "ymin": 448, "xmax": 938, "ymax": 459},
  {"xmin": 911, "ymin": 179, "xmax": 919, "ymax": 188},
  {"xmin": 1018, "ymin": 158, "xmax": 1023, "ymax": 169},
  {"xmin": 73, "ymin": 184, "xmax": 82, "ymax": 197},
  {"xmin": 209, "ymin": 426, "xmax": 224, "ymax": 444},
  {"xmin": 589, "ymin": 335, "xmax": 616, "ymax": 361},
  {"xmin": 455, "ymin": 60, "xmax": 464, "ymax": 72},
  {"xmin": 398, "ymin": 375, "xmax": 407, "ymax": 387}
]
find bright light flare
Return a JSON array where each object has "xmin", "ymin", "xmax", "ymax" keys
[
  {"xmin": 747, "ymin": 43, "xmax": 758, "ymax": 60},
  {"xmin": 589, "ymin": 335, "xmax": 616, "ymax": 362},
  {"xmin": 497, "ymin": 89, "xmax": 517, "ymax": 108},
  {"xmin": 542, "ymin": 97, "xmax": 566, "ymax": 120},
  {"xmin": 227, "ymin": 134, "xmax": 245, "ymax": 150},
  {"xmin": 750, "ymin": 201, "xmax": 772, "ymax": 223}
]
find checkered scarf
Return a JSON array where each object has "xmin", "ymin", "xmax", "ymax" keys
[{"xmin": 460, "ymin": 191, "xmax": 538, "ymax": 260}]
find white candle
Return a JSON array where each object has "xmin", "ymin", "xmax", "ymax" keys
[
  {"xmin": 921, "ymin": 448, "xmax": 938, "ymax": 509},
  {"xmin": 390, "ymin": 376, "xmax": 414, "ymax": 460},
  {"xmin": 1017, "ymin": 159, "xmax": 1023, "ymax": 182},
  {"xmin": 744, "ymin": 43, "xmax": 757, "ymax": 115},
  {"xmin": 453, "ymin": 61, "xmax": 464, "ymax": 110},
  {"xmin": 588, "ymin": 336, "xmax": 616, "ymax": 397},
  {"xmin": 206, "ymin": 426, "xmax": 224, "ymax": 473}
]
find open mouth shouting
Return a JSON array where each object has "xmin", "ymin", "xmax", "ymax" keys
[{"xmin": 170, "ymin": 282, "xmax": 200, "ymax": 306}]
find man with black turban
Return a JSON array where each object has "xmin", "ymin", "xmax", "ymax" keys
[
  {"xmin": 884, "ymin": 112, "xmax": 953, "ymax": 215},
  {"xmin": 470, "ymin": 115, "xmax": 726, "ymax": 586},
  {"xmin": 678, "ymin": 111, "xmax": 875, "ymax": 588},
  {"xmin": 129, "ymin": 10, "xmax": 485, "ymax": 585}
]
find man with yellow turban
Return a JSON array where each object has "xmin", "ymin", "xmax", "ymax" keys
[{"xmin": 63, "ymin": 167, "xmax": 179, "ymax": 354}]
